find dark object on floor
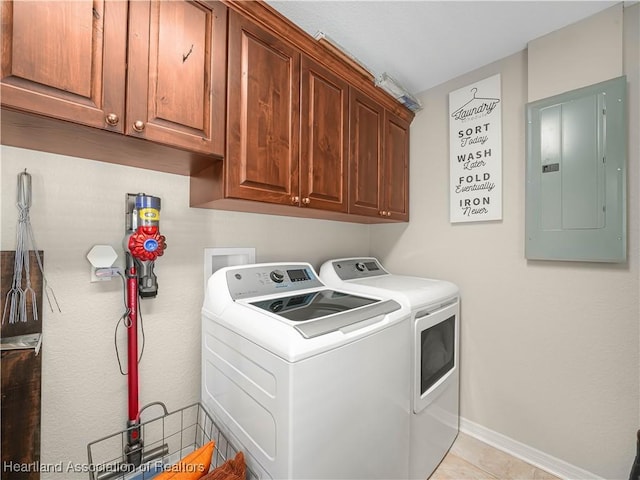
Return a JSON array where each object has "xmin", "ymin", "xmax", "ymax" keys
[{"xmin": 630, "ymin": 429, "xmax": 640, "ymax": 480}]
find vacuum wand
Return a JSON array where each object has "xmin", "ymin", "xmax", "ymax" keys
[
  {"xmin": 124, "ymin": 256, "xmax": 142, "ymax": 465},
  {"xmin": 123, "ymin": 194, "xmax": 167, "ymax": 466}
]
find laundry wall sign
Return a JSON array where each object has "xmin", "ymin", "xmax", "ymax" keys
[{"xmin": 449, "ymin": 74, "xmax": 502, "ymax": 223}]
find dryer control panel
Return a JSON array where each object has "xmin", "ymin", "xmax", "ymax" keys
[
  {"xmin": 329, "ymin": 258, "xmax": 389, "ymax": 281},
  {"xmin": 226, "ymin": 263, "xmax": 324, "ymax": 300}
]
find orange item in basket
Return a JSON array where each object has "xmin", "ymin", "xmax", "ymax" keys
[
  {"xmin": 200, "ymin": 451, "xmax": 246, "ymax": 480},
  {"xmin": 154, "ymin": 441, "xmax": 215, "ymax": 480}
]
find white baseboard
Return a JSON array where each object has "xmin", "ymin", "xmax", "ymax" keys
[{"xmin": 459, "ymin": 417, "xmax": 605, "ymax": 480}]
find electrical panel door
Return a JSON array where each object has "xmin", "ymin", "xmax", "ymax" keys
[{"xmin": 526, "ymin": 76, "xmax": 626, "ymax": 262}]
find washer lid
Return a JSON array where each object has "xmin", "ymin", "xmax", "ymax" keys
[
  {"xmin": 250, "ymin": 289, "xmax": 377, "ymax": 321},
  {"xmin": 249, "ymin": 290, "xmax": 401, "ymax": 338}
]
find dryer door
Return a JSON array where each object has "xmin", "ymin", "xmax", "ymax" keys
[{"xmin": 414, "ymin": 299, "xmax": 459, "ymax": 413}]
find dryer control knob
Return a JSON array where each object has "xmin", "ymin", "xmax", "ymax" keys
[
  {"xmin": 355, "ymin": 262, "xmax": 366, "ymax": 272},
  {"xmin": 270, "ymin": 270, "xmax": 285, "ymax": 283}
]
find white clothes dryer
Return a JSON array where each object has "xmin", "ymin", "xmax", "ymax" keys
[
  {"xmin": 320, "ymin": 258, "xmax": 460, "ymax": 480},
  {"xmin": 202, "ymin": 262, "xmax": 412, "ymax": 479}
]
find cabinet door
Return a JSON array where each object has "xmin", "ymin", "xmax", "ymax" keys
[
  {"xmin": 0, "ymin": 0, "xmax": 127, "ymax": 131},
  {"xmin": 349, "ymin": 88, "xmax": 384, "ymax": 217},
  {"xmin": 384, "ymin": 111, "xmax": 410, "ymax": 221},
  {"xmin": 226, "ymin": 11, "xmax": 300, "ymax": 205},
  {"xmin": 127, "ymin": 0, "xmax": 227, "ymax": 156},
  {"xmin": 300, "ymin": 56, "xmax": 348, "ymax": 213}
]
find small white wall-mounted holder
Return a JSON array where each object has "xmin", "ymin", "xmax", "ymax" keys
[{"xmin": 87, "ymin": 245, "xmax": 121, "ymax": 282}]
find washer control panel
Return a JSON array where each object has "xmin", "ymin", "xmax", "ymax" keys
[
  {"xmin": 330, "ymin": 258, "xmax": 389, "ymax": 281},
  {"xmin": 226, "ymin": 263, "xmax": 324, "ymax": 300}
]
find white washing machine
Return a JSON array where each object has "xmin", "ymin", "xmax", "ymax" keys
[
  {"xmin": 320, "ymin": 258, "xmax": 460, "ymax": 480},
  {"xmin": 201, "ymin": 262, "xmax": 412, "ymax": 479}
]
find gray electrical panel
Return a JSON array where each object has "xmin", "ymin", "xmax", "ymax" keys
[{"xmin": 525, "ymin": 76, "xmax": 627, "ymax": 262}]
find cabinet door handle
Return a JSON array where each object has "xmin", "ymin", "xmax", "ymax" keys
[
  {"xmin": 386, "ymin": 211, "xmax": 392, "ymax": 217},
  {"xmin": 379, "ymin": 210, "xmax": 387, "ymax": 216},
  {"xmin": 133, "ymin": 120, "xmax": 146, "ymax": 132},
  {"xmin": 291, "ymin": 196, "xmax": 300, "ymax": 205},
  {"xmin": 105, "ymin": 113, "xmax": 120, "ymax": 126},
  {"xmin": 302, "ymin": 197, "xmax": 311, "ymax": 205}
]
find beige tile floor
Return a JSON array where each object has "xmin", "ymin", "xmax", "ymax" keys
[{"xmin": 429, "ymin": 433, "xmax": 561, "ymax": 480}]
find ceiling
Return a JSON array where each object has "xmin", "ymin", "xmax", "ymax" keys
[{"xmin": 266, "ymin": 1, "xmax": 619, "ymax": 96}]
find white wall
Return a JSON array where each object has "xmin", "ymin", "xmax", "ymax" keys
[
  {"xmin": 528, "ymin": 3, "xmax": 623, "ymax": 102},
  {"xmin": 371, "ymin": 4, "xmax": 639, "ymax": 479},
  {"xmin": 0, "ymin": 147, "xmax": 370, "ymax": 479}
]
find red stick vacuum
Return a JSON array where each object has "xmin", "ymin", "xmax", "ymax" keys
[{"xmin": 123, "ymin": 193, "xmax": 166, "ymax": 466}]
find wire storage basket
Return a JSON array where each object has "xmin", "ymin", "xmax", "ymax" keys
[{"xmin": 87, "ymin": 403, "xmax": 257, "ymax": 480}]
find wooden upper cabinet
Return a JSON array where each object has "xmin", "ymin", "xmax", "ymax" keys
[
  {"xmin": 0, "ymin": 0, "xmax": 127, "ymax": 131},
  {"xmin": 300, "ymin": 56, "xmax": 349, "ymax": 213},
  {"xmin": 349, "ymin": 88, "xmax": 384, "ymax": 217},
  {"xmin": 1, "ymin": 0, "xmax": 227, "ymax": 156},
  {"xmin": 1, "ymin": 0, "xmax": 411, "ymax": 222},
  {"xmin": 127, "ymin": 0, "xmax": 227, "ymax": 156},
  {"xmin": 383, "ymin": 110, "xmax": 410, "ymax": 221},
  {"xmin": 225, "ymin": 10, "xmax": 300, "ymax": 205},
  {"xmin": 349, "ymin": 88, "xmax": 410, "ymax": 221}
]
